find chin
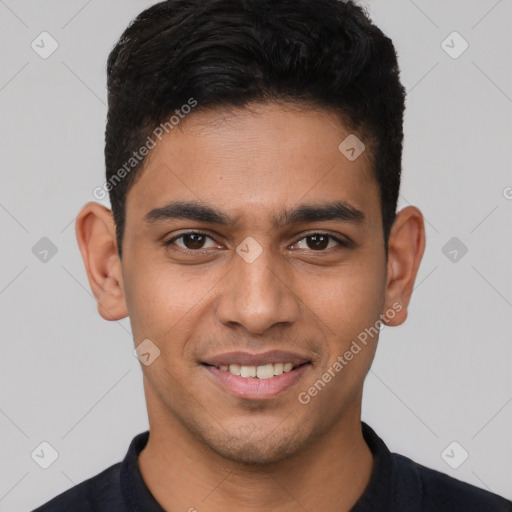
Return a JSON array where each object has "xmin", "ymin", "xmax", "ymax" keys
[
  {"xmin": 210, "ymin": 438, "xmax": 301, "ymax": 466},
  {"xmin": 196, "ymin": 421, "xmax": 312, "ymax": 466}
]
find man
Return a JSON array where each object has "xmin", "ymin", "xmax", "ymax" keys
[{"xmin": 33, "ymin": 0, "xmax": 512, "ymax": 510}]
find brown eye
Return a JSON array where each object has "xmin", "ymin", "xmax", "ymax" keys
[
  {"xmin": 294, "ymin": 233, "xmax": 347, "ymax": 251},
  {"xmin": 305, "ymin": 234, "xmax": 329, "ymax": 250},
  {"xmin": 164, "ymin": 232, "xmax": 218, "ymax": 251},
  {"xmin": 181, "ymin": 233, "xmax": 207, "ymax": 249}
]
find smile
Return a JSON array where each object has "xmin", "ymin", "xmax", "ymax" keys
[
  {"xmin": 203, "ymin": 362, "xmax": 311, "ymax": 399},
  {"xmin": 210, "ymin": 362, "xmax": 299, "ymax": 379}
]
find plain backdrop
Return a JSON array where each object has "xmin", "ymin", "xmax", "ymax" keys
[{"xmin": 0, "ymin": 1, "xmax": 511, "ymax": 510}]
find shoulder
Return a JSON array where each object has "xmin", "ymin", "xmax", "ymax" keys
[
  {"xmin": 392, "ymin": 452, "xmax": 512, "ymax": 512},
  {"xmin": 31, "ymin": 462, "xmax": 124, "ymax": 512}
]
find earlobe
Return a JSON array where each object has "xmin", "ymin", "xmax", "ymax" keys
[
  {"xmin": 75, "ymin": 202, "xmax": 128, "ymax": 321},
  {"xmin": 382, "ymin": 206, "xmax": 426, "ymax": 327}
]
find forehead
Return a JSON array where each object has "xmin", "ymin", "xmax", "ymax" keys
[{"xmin": 125, "ymin": 102, "xmax": 380, "ymax": 229}]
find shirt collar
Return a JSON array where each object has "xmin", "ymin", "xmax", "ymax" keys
[
  {"xmin": 120, "ymin": 430, "xmax": 165, "ymax": 511},
  {"xmin": 350, "ymin": 422, "xmax": 395, "ymax": 511}
]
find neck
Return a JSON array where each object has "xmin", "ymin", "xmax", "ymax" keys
[{"xmin": 138, "ymin": 402, "xmax": 373, "ymax": 511}]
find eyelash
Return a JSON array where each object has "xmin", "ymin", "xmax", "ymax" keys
[{"xmin": 163, "ymin": 231, "xmax": 349, "ymax": 254}]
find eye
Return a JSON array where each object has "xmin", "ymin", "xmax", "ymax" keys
[
  {"xmin": 293, "ymin": 233, "xmax": 347, "ymax": 251},
  {"xmin": 164, "ymin": 232, "xmax": 219, "ymax": 251}
]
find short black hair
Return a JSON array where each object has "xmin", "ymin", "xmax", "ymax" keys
[{"xmin": 105, "ymin": 0, "xmax": 405, "ymax": 259}]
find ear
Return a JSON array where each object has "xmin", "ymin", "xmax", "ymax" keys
[
  {"xmin": 382, "ymin": 205, "xmax": 426, "ymax": 326},
  {"xmin": 75, "ymin": 202, "xmax": 128, "ymax": 321}
]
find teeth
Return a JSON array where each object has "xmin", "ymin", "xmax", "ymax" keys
[
  {"xmin": 217, "ymin": 362, "xmax": 299, "ymax": 378},
  {"xmin": 228, "ymin": 364, "xmax": 241, "ymax": 375},
  {"xmin": 256, "ymin": 364, "xmax": 274, "ymax": 379},
  {"xmin": 273, "ymin": 363, "xmax": 284, "ymax": 376},
  {"xmin": 240, "ymin": 365, "xmax": 256, "ymax": 378}
]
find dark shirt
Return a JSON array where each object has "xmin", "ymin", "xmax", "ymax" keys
[{"xmin": 32, "ymin": 422, "xmax": 512, "ymax": 511}]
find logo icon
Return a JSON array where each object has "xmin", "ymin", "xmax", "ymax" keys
[
  {"xmin": 441, "ymin": 441, "xmax": 469, "ymax": 469},
  {"xmin": 442, "ymin": 237, "xmax": 468, "ymax": 263},
  {"xmin": 31, "ymin": 441, "xmax": 59, "ymax": 469},
  {"xmin": 236, "ymin": 237, "xmax": 263, "ymax": 263},
  {"xmin": 338, "ymin": 134, "xmax": 365, "ymax": 161},
  {"xmin": 441, "ymin": 32, "xmax": 469, "ymax": 59},
  {"xmin": 31, "ymin": 32, "xmax": 59, "ymax": 59},
  {"xmin": 134, "ymin": 339, "xmax": 161, "ymax": 366},
  {"xmin": 32, "ymin": 237, "xmax": 58, "ymax": 263}
]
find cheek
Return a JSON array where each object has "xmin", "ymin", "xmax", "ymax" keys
[
  {"xmin": 123, "ymin": 255, "xmax": 221, "ymax": 353},
  {"xmin": 297, "ymin": 253, "xmax": 386, "ymax": 342},
  {"xmin": 295, "ymin": 257, "xmax": 386, "ymax": 413}
]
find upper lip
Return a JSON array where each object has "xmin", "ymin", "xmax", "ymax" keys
[{"xmin": 202, "ymin": 350, "xmax": 311, "ymax": 367}]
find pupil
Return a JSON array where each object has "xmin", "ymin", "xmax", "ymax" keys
[
  {"xmin": 308, "ymin": 235, "xmax": 328, "ymax": 250},
  {"xmin": 185, "ymin": 233, "xmax": 205, "ymax": 249}
]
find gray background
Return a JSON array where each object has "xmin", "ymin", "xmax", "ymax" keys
[{"xmin": 0, "ymin": 0, "xmax": 511, "ymax": 510}]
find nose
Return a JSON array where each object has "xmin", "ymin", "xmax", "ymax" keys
[{"xmin": 214, "ymin": 243, "xmax": 301, "ymax": 335}]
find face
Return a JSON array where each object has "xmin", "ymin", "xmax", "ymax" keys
[{"xmin": 78, "ymin": 101, "xmax": 424, "ymax": 465}]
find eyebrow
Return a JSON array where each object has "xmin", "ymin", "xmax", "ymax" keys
[{"xmin": 143, "ymin": 200, "xmax": 365, "ymax": 228}]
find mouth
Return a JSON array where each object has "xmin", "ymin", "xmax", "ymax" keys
[
  {"xmin": 203, "ymin": 361, "xmax": 307, "ymax": 379},
  {"xmin": 201, "ymin": 351, "xmax": 312, "ymax": 399}
]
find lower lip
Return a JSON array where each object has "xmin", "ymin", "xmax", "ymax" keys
[{"xmin": 204, "ymin": 364, "xmax": 310, "ymax": 400}]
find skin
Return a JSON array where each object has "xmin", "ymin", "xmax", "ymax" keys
[{"xmin": 76, "ymin": 101, "xmax": 425, "ymax": 511}]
